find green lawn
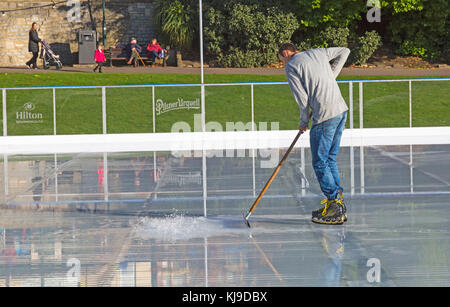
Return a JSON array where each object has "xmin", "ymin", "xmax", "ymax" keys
[{"xmin": 0, "ymin": 73, "xmax": 449, "ymax": 135}]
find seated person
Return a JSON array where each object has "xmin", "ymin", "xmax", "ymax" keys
[
  {"xmin": 146, "ymin": 38, "xmax": 167, "ymax": 66},
  {"xmin": 117, "ymin": 37, "xmax": 142, "ymax": 67}
]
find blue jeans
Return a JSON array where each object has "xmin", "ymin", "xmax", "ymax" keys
[
  {"xmin": 309, "ymin": 112, "xmax": 347, "ymax": 200},
  {"xmin": 150, "ymin": 50, "xmax": 164, "ymax": 64}
]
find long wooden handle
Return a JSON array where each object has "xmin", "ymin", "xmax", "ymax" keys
[{"xmin": 247, "ymin": 130, "xmax": 303, "ymax": 215}]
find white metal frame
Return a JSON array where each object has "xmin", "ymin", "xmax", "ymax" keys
[
  {"xmin": 1, "ymin": 78, "xmax": 450, "ymax": 213},
  {"xmin": 1, "ymin": 78, "xmax": 448, "ymax": 137}
]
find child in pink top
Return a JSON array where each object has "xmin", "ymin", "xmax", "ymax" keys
[{"xmin": 94, "ymin": 43, "xmax": 106, "ymax": 73}]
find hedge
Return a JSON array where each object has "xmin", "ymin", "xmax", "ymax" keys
[{"xmin": 152, "ymin": 0, "xmax": 449, "ymax": 67}]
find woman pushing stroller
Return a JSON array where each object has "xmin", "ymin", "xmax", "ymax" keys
[{"xmin": 26, "ymin": 22, "xmax": 43, "ymax": 69}]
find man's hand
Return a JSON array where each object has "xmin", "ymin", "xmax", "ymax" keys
[{"xmin": 299, "ymin": 125, "xmax": 308, "ymax": 134}]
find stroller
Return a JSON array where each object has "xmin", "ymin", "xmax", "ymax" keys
[{"xmin": 40, "ymin": 40, "xmax": 63, "ymax": 70}]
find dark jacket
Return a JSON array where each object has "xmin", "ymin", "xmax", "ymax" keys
[
  {"xmin": 28, "ymin": 30, "xmax": 41, "ymax": 53},
  {"xmin": 117, "ymin": 43, "xmax": 142, "ymax": 58}
]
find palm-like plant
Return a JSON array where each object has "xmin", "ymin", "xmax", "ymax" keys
[{"xmin": 153, "ymin": 0, "xmax": 196, "ymax": 50}]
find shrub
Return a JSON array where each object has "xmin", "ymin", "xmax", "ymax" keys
[
  {"xmin": 320, "ymin": 27, "xmax": 350, "ymax": 48},
  {"xmin": 349, "ymin": 30, "xmax": 382, "ymax": 65},
  {"xmin": 204, "ymin": 3, "xmax": 299, "ymax": 67},
  {"xmin": 217, "ymin": 47, "xmax": 262, "ymax": 68},
  {"xmin": 291, "ymin": 0, "xmax": 365, "ymax": 44},
  {"xmin": 397, "ymin": 40, "xmax": 427, "ymax": 59},
  {"xmin": 296, "ymin": 27, "xmax": 380, "ymax": 65},
  {"xmin": 386, "ymin": 0, "xmax": 448, "ymax": 61},
  {"xmin": 297, "ymin": 26, "xmax": 350, "ymax": 50}
]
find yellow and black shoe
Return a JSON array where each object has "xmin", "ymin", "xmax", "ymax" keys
[
  {"xmin": 312, "ymin": 198, "xmax": 328, "ymax": 219},
  {"xmin": 312, "ymin": 199, "xmax": 345, "ymax": 225},
  {"xmin": 337, "ymin": 190, "xmax": 347, "ymax": 222}
]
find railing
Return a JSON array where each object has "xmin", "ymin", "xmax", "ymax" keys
[
  {"xmin": 1, "ymin": 78, "xmax": 450, "ymax": 211},
  {"xmin": 1, "ymin": 78, "xmax": 449, "ymax": 136}
]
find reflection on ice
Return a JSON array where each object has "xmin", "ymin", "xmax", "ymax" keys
[{"xmin": 2, "ymin": 144, "xmax": 450, "ymax": 286}]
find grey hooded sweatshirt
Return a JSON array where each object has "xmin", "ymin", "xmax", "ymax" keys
[{"xmin": 285, "ymin": 47, "xmax": 350, "ymax": 128}]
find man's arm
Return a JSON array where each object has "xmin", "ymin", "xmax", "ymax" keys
[
  {"xmin": 326, "ymin": 47, "xmax": 350, "ymax": 78},
  {"xmin": 286, "ymin": 65, "xmax": 310, "ymax": 130}
]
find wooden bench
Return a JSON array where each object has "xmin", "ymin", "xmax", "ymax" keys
[{"xmin": 108, "ymin": 46, "xmax": 169, "ymax": 67}]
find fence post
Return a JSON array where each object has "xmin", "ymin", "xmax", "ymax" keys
[
  {"xmin": 152, "ymin": 86, "xmax": 156, "ymax": 133},
  {"xmin": 301, "ymin": 147, "xmax": 306, "ymax": 196},
  {"xmin": 54, "ymin": 153, "xmax": 58, "ymax": 202},
  {"xmin": 102, "ymin": 87, "xmax": 107, "ymax": 134},
  {"xmin": 359, "ymin": 82, "xmax": 365, "ymax": 194},
  {"xmin": 409, "ymin": 80, "xmax": 412, "ymax": 128},
  {"xmin": 349, "ymin": 82, "xmax": 354, "ymax": 195},
  {"xmin": 410, "ymin": 144, "xmax": 414, "ymax": 193},
  {"xmin": 202, "ymin": 149, "xmax": 207, "ymax": 217},
  {"xmin": 201, "ymin": 84, "xmax": 207, "ymax": 217},
  {"xmin": 3, "ymin": 154, "xmax": 8, "ymax": 202},
  {"xmin": 251, "ymin": 84, "xmax": 256, "ymax": 196},
  {"xmin": 349, "ymin": 82, "xmax": 353, "ymax": 129},
  {"xmin": 104, "ymin": 152, "xmax": 108, "ymax": 201},
  {"xmin": 251, "ymin": 84, "xmax": 255, "ymax": 131},
  {"xmin": 152, "ymin": 86, "xmax": 157, "ymax": 183},
  {"xmin": 359, "ymin": 82, "xmax": 363, "ymax": 129},
  {"xmin": 201, "ymin": 84, "xmax": 206, "ymax": 133},
  {"xmin": 409, "ymin": 80, "xmax": 414, "ymax": 192},
  {"xmin": 53, "ymin": 88, "xmax": 57, "ymax": 135},
  {"xmin": 2, "ymin": 89, "xmax": 6, "ymax": 136}
]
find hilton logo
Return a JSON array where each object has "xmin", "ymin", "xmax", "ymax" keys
[
  {"xmin": 16, "ymin": 102, "xmax": 44, "ymax": 124},
  {"xmin": 23, "ymin": 102, "xmax": 35, "ymax": 111}
]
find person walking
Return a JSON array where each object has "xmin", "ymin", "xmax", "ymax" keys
[
  {"xmin": 26, "ymin": 22, "xmax": 43, "ymax": 69},
  {"xmin": 278, "ymin": 43, "xmax": 350, "ymax": 225},
  {"xmin": 93, "ymin": 43, "xmax": 106, "ymax": 73}
]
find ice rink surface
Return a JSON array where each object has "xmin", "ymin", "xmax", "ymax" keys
[{"xmin": 1, "ymin": 144, "xmax": 450, "ymax": 286}]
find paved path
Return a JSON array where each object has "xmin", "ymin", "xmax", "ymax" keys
[{"xmin": 1, "ymin": 65, "xmax": 449, "ymax": 76}]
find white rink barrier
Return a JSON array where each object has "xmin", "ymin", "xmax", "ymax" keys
[{"xmin": 0, "ymin": 127, "xmax": 449, "ymax": 155}]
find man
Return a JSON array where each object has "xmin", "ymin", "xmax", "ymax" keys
[
  {"xmin": 278, "ymin": 43, "xmax": 350, "ymax": 225},
  {"xmin": 118, "ymin": 37, "xmax": 142, "ymax": 67}
]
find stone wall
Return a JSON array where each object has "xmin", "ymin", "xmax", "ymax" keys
[{"xmin": 0, "ymin": 0, "xmax": 156, "ymax": 66}]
